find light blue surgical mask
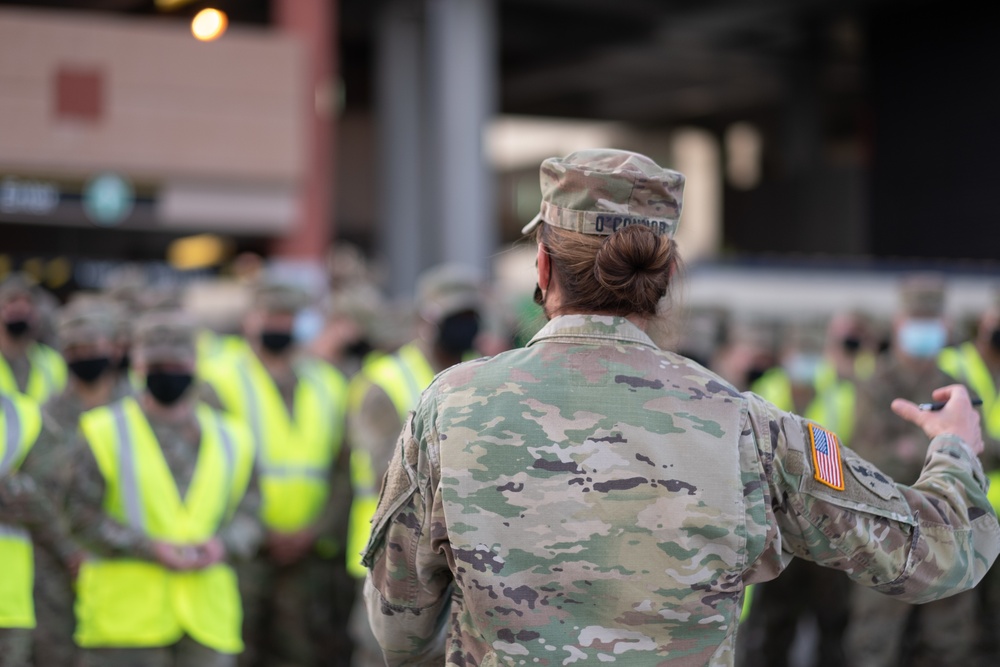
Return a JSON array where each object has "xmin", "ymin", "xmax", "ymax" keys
[
  {"xmin": 897, "ymin": 319, "xmax": 947, "ymax": 358},
  {"xmin": 784, "ymin": 353, "xmax": 822, "ymax": 385},
  {"xmin": 293, "ymin": 307, "xmax": 324, "ymax": 345}
]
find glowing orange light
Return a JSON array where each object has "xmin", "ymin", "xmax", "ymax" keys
[{"xmin": 191, "ymin": 8, "xmax": 228, "ymax": 42}]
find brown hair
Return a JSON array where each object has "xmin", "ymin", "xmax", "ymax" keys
[{"xmin": 536, "ymin": 223, "xmax": 678, "ymax": 317}]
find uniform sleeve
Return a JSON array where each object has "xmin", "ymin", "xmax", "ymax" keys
[
  {"xmin": 11, "ymin": 417, "xmax": 83, "ymax": 565},
  {"xmin": 349, "ymin": 381, "xmax": 405, "ymax": 481},
  {"xmin": 65, "ymin": 432, "xmax": 156, "ymax": 561},
  {"xmin": 218, "ymin": 464, "xmax": 263, "ymax": 561},
  {"xmin": 361, "ymin": 398, "xmax": 451, "ymax": 667},
  {"xmin": 744, "ymin": 393, "xmax": 1000, "ymax": 604}
]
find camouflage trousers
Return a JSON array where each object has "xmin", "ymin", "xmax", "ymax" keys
[
  {"xmin": 845, "ymin": 583, "xmax": 976, "ymax": 667},
  {"xmin": 239, "ymin": 551, "xmax": 355, "ymax": 667},
  {"xmin": 0, "ymin": 628, "xmax": 31, "ymax": 667},
  {"xmin": 32, "ymin": 548, "xmax": 77, "ymax": 667},
  {"xmin": 79, "ymin": 636, "xmax": 236, "ymax": 667},
  {"xmin": 736, "ymin": 558, "xmax": 849, "ymax": 667}
]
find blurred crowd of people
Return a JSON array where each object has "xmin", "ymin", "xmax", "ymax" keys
[{"xmin": 2, "ymin": 251, "xmax": 1000, "ymax": 667}]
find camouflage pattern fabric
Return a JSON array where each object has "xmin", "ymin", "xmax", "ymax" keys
[
  {"xmin": 0, "ymin": 628, "xmax": 31, "ymax": 667},
  {"xmin": 521, "ymin": 149, "xmax": 685, "ymax": 238},
  {"xmin": 362, "ymin": 315, "xmax": 1000, "ymax": 667}
]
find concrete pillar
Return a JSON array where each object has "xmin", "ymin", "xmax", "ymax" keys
[
  {"xmin": 424, "ymin": 0, "xmax": 497, "ymax": 274},
  {"xmin": 271, "ymin": 0, "xmax": 336, "ymax": 273},
  {"xmin": 375, "ymin": 0, "xmax": 424, "ymax": 300}
]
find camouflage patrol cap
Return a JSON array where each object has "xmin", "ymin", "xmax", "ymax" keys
[
  {"xmin": 899, "ymin": 274, "xmax": 946, "ymax": 318},
  {"xmin": 416, "ymin": 264, "xmax": 482, "ymax": 323},
  {"xmin": 0, "ymin": 272, "xmax": 37, "ymax": 304},
  {"xmin": 252, "ymin": 281, "xmax": 312, "ymax": 314},
  {"xmin": 132, "ymin": 311, "xmax": 197, "ymax": 364},
  {"xmin": 521, "ymin": 148, "xmax": 685, "ymax": 238},
  {"xmin": 57, "ymin": 297, "xmax": 118, "ymax": 347}
]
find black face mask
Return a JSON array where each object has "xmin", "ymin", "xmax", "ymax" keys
[
  {"xmin": 746, "ymin": 367, "xmax": 768, "ymax": 387},
  {"xmin": 345, "ymin": 338, "xmax": 374, "ymax": 359},
  {"xmin": 118, "ymin": 353, "xmax": 131, "ymax": 372},
  {"xmin": 4, "ymin": 319, "xmax": 30, "ymax": 338},
  {"xmin": 842, "ymin": 337, "xmax": 862, "ymax": 354},
  {"xmin": 68, "ymin": 357, "xmax": 112, "ymax": 384},
  {"xmin": 146, "ymin": 371, "xmax": 193, "ymax": 406},
  {"xmin": 261, "ymin": 331, "xmax": 294, "ymax": 354},
  {"xmin": 990, "ymin": 329, "xmax": 1000, "ymax": 352},
  {"xmin": 438, "ymin": 311, "xmax": 480, "ymax": 356}
]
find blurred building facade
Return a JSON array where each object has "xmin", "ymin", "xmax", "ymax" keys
[{"xmin": 1, "ymin": 0, "xmax": 998, "ymax": 301}]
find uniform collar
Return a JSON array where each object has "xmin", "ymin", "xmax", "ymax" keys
[{"xmin": 526, "ymin": 314, "xmax": 658, "ymax": 349}]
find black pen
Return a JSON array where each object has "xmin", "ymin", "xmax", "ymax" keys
[{"xmin": 918, "ymin": 398, "xmax": 984, "ymax": 411}]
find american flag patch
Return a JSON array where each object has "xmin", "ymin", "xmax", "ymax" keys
[{"xmin": 808, "ymin": 423, "xmax": 844, "ymax": 491}]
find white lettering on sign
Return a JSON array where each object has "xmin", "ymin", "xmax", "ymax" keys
[{"xmin": 0, "ymin": 177, "xmax": 60, "ymax": 215}]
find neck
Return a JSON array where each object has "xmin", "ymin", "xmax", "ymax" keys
[
  {"xmin": 140, "ymin": 391, "xmax": 195, "ymax": 424},
  {"xmin": 0, "ymin": 334, "xmax": 31, "ymax": 358},
  {"xmin": 72, "ymin": 375, "xmax": 115, "ymax": 409},
  {"xmin": 253, "ymin": 343, "xmax": 294, "ymax": 376}
]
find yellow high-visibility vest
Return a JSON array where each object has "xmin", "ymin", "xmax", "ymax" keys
[
  {"xmin": 346, "ymin": 342, "xmax": 436, "ymax": 578},
  {"xmin": 0, "ymin": 392, "xmax": 42, "ymax": 629},
  {"xmin": 75, "ymin": 398, "xmax": 254, "ymax": 653},
  {"xmin": 751, "ymin": 362, "xmax": 856, "ymax": 443},
  {"xmin": 939, "ymin": 342, "xmax": 1000, "ymax": 439},
  {"xmin": 0, "ymin": 343, "xmax": 67, "ymax": 403},
  {"xmin": 203, "ymin": 352, "xmax": 348, "ymax": 533}
]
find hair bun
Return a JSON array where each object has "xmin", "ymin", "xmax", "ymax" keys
[{"xmin": 593, "ymin": 226, "xmax": 673, "ymax": 314}]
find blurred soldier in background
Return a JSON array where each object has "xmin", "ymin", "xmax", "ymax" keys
[
  {"xmin": 201, "ymin": 282, "xmax": 351, "ymax": 667},
  {"xmin": 939, "ymin": 289, "xmax": 1000, "ymax": 456},
  {"xmin": 67, "ymin": 312, "xmax": 260, "ymax": 667},
  {"xmin": 938, "ymin": 290, "xmax": 1000, "ymax": 664},
  {"xmin": 0, "ymin": 274, "xmax": 66, "ymax": 403},
  {"xmin": 309, "ymin": 283, "xmax": 385, "ymax": 377},
  {"xmin": 846, "ymin": 274, "xmax": 971, "ymax": 667},
  {"xmin": 346, "ymin": 263, "xmax": 483, "ymax": 667},
  {"xmin": 741, "ymin": 316, "xmax": 868, "ymax": 667},
  {"xmin": 29, "ymin": 297, "xmax": 127, "ymax": 666},
  {"xmin": 712, "ymin": 316, "xmax": 778, "ymax": 391},
  {"xmin": 2, "ymin": 387, "xmax": 84, "ymax": 667}
]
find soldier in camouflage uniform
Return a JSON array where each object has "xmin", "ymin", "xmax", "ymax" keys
[
  {"xmin": 346, "ymin": 265, "xmax": 484, "ymax": 667},
  {"xmin": 66, "ymin": 313, "xmax": 261, "ymax": 667},
  {"xmin": 0, "ymin": 274, "xmax": 67, "ymax": 403},
  {"xmin": 200, "ymin": 283, "xmax": 352, "ymax": 667},
  {"xmin": 1, "ymin": 388, "xmax": 84, "ymax": 667},
  {"xmin": 28, "ymin": 298, "xmax": 132, "ymax": 666},
  {"xmin": 846, "ymin": 275, "xmax": 979, "ymax": 666},
  {"xmin": 360, "ymin": 149, "xmax": 1000, "ymax": 666}
]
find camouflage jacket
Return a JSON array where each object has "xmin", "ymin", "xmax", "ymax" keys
[{"xmin": 362, "ymin": 315, "xmax": 1000, "ymax": 667}]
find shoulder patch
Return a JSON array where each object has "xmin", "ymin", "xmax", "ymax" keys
[{"xmin": 807, "ymin": 423, "xmax": 844, "ymax": 491}]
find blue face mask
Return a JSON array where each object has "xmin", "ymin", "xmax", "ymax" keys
[
  {"xmin": 897, "ymin": 319, "xmax": 947, "ymax": 358},
  {"xmin": 784, "ymin": 353, "xmax": 822, "ymax": 385}
]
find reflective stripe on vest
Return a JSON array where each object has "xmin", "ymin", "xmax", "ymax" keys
[
  {"xmin": 207, "ymin": 352, "xmax": 347, "ymax": 532},
  {"xmin": 0, "ymin": 344, "xmax": 67, "ymax": 403},
  {"xmin": 75, "ymin": 398, "xmax": 253, "ymax": 653},
  {"xmin": 346, "ymin": 343, "xmax": 436, "ymax": 578},
  {"xmin": 0, "ymin": 393, "xmax": 43, "ymax": 629}
]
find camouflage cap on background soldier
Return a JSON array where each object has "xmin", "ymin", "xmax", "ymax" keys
[
  {"xmin": 521, "ymin": 148, "xmax": 686, "ymax": 238},
  {"xmin": 415, "ymin": 264, "xmax": 482, "ymax": 324},
  {"xmin": 0, "ymin": 271, "xmax": 36, "ymax": 304},
  {"xmin": 253, "ymin": 280, "xmax": 313, "ymax": 315},
  {"xmin": 899, "ymin": 273, "xmax": 946, "ymax": 318},
  {"xmin": 132, "ymin": 311, "xmax": 197, "ymax": 364},
  {"xmin": 57, "ymin": 297, "xmax": 119, "ymax": 348}
]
